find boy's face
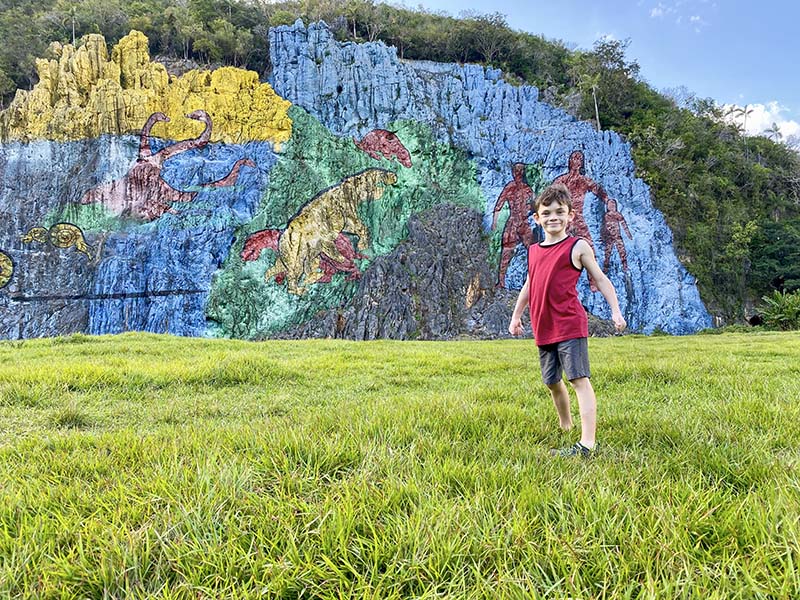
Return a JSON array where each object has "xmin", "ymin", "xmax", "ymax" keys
[{"xmin": 534, "ymin": 201, "xmax": 574, "ymax": 237}]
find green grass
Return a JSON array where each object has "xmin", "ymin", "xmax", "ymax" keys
[{"xmin": 1, "ymin": 332, "xmax": 799, "ymax": 599}]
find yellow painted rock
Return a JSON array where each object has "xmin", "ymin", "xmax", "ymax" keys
[
  {"xmin": 0, "ymin": 31, "xmax": 292, "ymax": 145},
  {"xmin": 0, "ymin": 251, "xmax": 12, "ymax": 288}
]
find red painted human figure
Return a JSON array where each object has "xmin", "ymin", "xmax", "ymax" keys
[
  {"xmin": 491, "ymin": 163, "xmax": 538, "ymax": 287},
  {"xmin": 80, "ymin": 110, "xmax": 255, "ymax": 222},
  {"xmin": 553, "ymin": 150, "xmax": 614, "ymax": 289},
  {"xmin": 601, "ymin": 199, "xmax": 632, "ymax": 272}
]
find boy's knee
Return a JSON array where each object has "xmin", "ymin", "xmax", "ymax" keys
[{"xmin": 569, "ymin": 376, "xmax": 591, "ymax": 388}]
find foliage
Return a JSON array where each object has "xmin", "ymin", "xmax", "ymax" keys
[
  {"xmin": 759, "ymin": 289, "xmax": 800, "ymax": 330},
  {"xmin": 2, "ymin": 332, "xmax": 800, "ymax": 596},
  {"xmin": 748, "ymin": 217, "xmax": 800, "ymax": 293}
]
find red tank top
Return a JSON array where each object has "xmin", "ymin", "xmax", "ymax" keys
[{"xmin": 527, "ymin": 236, "xmax": 588, "ymax": 346}]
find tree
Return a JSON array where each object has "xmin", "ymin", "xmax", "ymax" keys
[
  {"xmin": 471, "ymin": 12, "xmax": 512, "ymax": 65},
  {"xmin": 764, "ymin": 122, "xmax": 783, "ymax": 142},
  {"xmin": 577, "ymin": 72, "xmax": 601, "ymax": 130}
]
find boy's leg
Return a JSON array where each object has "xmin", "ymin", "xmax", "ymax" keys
[
  {"xmin": 569, "ymin": 377, "xmax": 597, "ymax": 448},
  {"xmin": 539, "ymin": 344, "xmax": 572, "ymax": 430},
  {"xmin": 546, "ymin": 381, "xmax": 572, "ymax": 430}
]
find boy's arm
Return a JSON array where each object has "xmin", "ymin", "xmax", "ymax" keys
[
  {"xmin": 575, "ymin": 240, "xmax": 626, "ymax": 331},
  {"xmin": 508, "ymin": 277, "xmax": 530, "ymax": 336}
]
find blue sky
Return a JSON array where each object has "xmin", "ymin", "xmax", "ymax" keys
[{"xmin": 393, "ymin": 0, "xmax": 799, "ymax": 141}]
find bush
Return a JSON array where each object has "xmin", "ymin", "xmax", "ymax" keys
[{"xmin": 759, "ymin": 290, "xmax": 800, "ymax": 330}]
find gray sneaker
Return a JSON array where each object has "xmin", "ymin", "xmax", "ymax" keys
[{"xmin": 550, "ymin": 441, "xmax": 597, "ymax": 458}]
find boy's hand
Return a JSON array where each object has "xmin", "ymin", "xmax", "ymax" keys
[
  {"xmin": 508, "ymin": 317, "xmax": 524, "ymax": 336},
  {"xmin": 612, "ymin": 311, "xmax": 626, "ymax": 332}
]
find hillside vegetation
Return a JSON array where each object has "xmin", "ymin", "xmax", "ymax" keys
[
  {"xmin": 2, "ymin": 0, "xmax": 799, "ymax": 321},
  {"xmin": 1, "ymin": 332, "xmax": 799, "ymax": 597}
]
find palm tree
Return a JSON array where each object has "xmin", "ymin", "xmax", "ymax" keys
[
  {"xmin": 578, "ymin": 72, "xmax": 601, "ymax": 131},
  {"xmin": 764, "ymin": 122, "xmax": 783, "ymax": 142},
  {"xmin": 726, "ymin": 104, "xmax": 752, "ymax": 132},
  {"xmin": 741, "ymin": 104, "xmax": 753, "ymax": 134},
  {"xmin": 730, "ymin": 104, "xmax": 754, "ymax": 159}
]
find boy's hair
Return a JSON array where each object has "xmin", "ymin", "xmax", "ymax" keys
[{"xmin": 533, "ymin": 183, "xmax": 572, "ymax": 213}]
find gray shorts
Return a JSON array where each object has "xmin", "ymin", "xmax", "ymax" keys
[{"xmin": 538, "ymin": 337, "xmax": 591, "ymax": 385}]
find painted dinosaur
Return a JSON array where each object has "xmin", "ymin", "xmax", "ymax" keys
[
  {"xmin": 354, "ymin": 130, "xmax": 412, "ymax": 168},
  {"xmin": 79, "ymin": 110, "xmax": 255, "ymax": 221},
  {"xmin": 260, "ymin": 168, "xmax": 398, "ymax": 295}
]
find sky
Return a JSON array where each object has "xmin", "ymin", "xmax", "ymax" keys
[{"xmin": 390, "ymin": 0, "xmax": 799, "ymax": 142}]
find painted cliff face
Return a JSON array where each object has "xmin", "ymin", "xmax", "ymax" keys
[
  {"xmin": 0, "ymin": 32, "xmax": 291, "ymax": 339},
  {"xmin": 245, "ymin": 169, "xmax": 398, "ymax": 296},
  {"xmin": 268, "ymin": 21, "xmax": 711, "ymax": 333},
  {"xmin": 551, "ymin": 150, "xmax": 633, "ymax": 287},
  {"xmin": 491, "ymin": 163, "xmax": 540, "ymax": 288},
  {"xmin": 0, "ymin": 32, "xmax": 488, "ymax": 339},
  {"xmin": 78, "ymin": 111, "xmax": 255, "ymax": 222},
  {"xmin": 1, "ymin": 25, "xmax": 711, "ymax": 339},
  {"xmin": 205, "ymin": 110, "xmax": 485, "ymax": 338}
]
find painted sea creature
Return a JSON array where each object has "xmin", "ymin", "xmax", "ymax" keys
[
  {"xmin": 79, "ymin": 110, "xmax": 255, "ymax": 222},
  {"xmin": 21, "ymin": 223, "xmax": 93, "ymax": 259}
]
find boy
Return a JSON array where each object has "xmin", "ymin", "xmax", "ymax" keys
[{"xmin": 508, "ymin": 183, "xmax": 626, "ymax": 457}]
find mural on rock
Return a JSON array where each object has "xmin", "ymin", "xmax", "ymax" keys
[
  {"xmin": 354, "ymin": 130, "xmax": 413, "ymax": 167},
  {"xmin": 601, "ymin": 199, "xmax": 632, "ymax": 272},
  {"xmin": 78, "ymin": 109, "xmax": 256, "ymax": 222},
  {"xmin": 205, "ymin": 107, "xmax": 484, "ymax": 339},
  {"xmin": 21, "ymin": 223, "xmax": 93, "ymax": 259},
  {"xmin": 0, "ymin": 23, "xmax": 712, "ymax": 339},
  {"xmin": 0, "ymin": 252, "xmax": 12, "ymax": 289},
  {"xmin": 554, "ymin": 151, "xmax": 612, "ymax": 251},
  {"xmin": 260, "ymin": 168, "xmax": 397, "ymax": 295},
  {"xmin": 490, "ymin": 163, "xmax": 541, "ymax": 288},
  {"xmin": 552, "ymin": 149, "xmax": 620, "ymax": 290},
  {"xmin": 269, "ymin": 20, "xmax": 711, "ymax": 334},
  {"xmin": 0, "ymin": 31, "xmax": 289, "ymax": 339}
]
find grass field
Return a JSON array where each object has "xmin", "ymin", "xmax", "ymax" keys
[{"xmin": 1, "ymin": 332, "xmax": 799, "ymax": 599}]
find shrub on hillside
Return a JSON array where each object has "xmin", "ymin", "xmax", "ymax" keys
[{"xmin": 760, "ymin": 290, "xmax": 800, "ymax": 330}]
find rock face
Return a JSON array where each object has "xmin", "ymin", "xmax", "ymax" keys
[
  {"xmin": 281, "ymin": 204, "xmax": 510, "ymax": 340},
  {"xmin": 0, "ymin": 33, "xmax": 284, "ymax": 339},
  {"xmin": 268, "ymin": 21, "xmax": 711, "ymax": 334},
  {"xmin": 0, "ymin": 136, "xmax": 274, "ymax": 339},
  {"xmin": 1, "ymin": 25, "xmax": 711, "ymax": 340},
  {"xmin": 0, "ymin": 31, "xmax": 292, "ymax": 145}
]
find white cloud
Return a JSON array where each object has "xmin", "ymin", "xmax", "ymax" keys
[
  {"xmin": 722, "ymin": 101, "xmax": 800, "ymax": 140},
  {"xmin": 648, "ymin": 2, "xmax": 711, "ymax": 30},
  {"xmin": 596, "ymin": 32, "xmax": 618, "ymax": 42}
]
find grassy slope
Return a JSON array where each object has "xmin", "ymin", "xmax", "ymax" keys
[{"xmin": 1, "ymin": 333, "xmax": 799, "ymax": 598}]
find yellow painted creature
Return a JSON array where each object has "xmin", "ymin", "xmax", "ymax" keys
[{"xmin": 264, "ymin": 168, "xmax": 397, "ymax": 295}]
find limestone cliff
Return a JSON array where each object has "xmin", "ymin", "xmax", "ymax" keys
[
  {"xmin": 268, "ymin": 20, "xmax": 711, "ymax": 334},
  {"xmin": 0, "ymin": 26, "xmax": 711, "ymax": 340},
  {"xmin": 0, "ymin": 31, "xmax": 292, "ymax": 145}
]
